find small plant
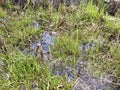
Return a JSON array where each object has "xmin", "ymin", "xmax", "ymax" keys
[{"xmin": 85, "ymin": 1, "xmax": 103, "ymax": 21}]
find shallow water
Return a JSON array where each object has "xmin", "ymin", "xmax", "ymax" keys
[
  {"xmin": 73, "ymin": 60, "xmax": 119, "ymax": 90},
  {"xmin": 23, "ymin": 32, "xmax": 119, "ymax": 90}
]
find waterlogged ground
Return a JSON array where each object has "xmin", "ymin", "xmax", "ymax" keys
[
  {"xmin": 0, "ymin": 1, "xmax": 120, "ymax": 90},
  {"xmin": 23, "ymin": 33, "xmax": 119, "ymax": 90}
]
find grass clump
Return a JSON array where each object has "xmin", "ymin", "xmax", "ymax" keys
[
  {"xmin": 0, "ymin": 52, "xmax": 72, "ymax": 90},
  {"xmin": 0, "ymin": 7, "xmax": 6, "ymax": 18}
]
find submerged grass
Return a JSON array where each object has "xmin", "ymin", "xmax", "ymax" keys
[{"xmin": 0, "ymin": 0, "xmax": 120, "ymax": 89}]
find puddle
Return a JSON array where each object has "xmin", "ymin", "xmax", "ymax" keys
[
  {"xmin": 79, "ymin": 38, "xmax": 105, "ymax": 54},
  {"xmin": 49, "ymin": 60, "xmax": 77, "ymax": 82},
  {"xmin": 23, "ymin": 33, "xmax": 119, "ymax": 90},
  {"xmin": 33, "ymin": 20, "xmax": 39, "ymax": 28},
  {"xmin": 1, "ymin": 18, "xmax": 7, "ymax": 22},
  {"xmin": 23, "ymin": 31, "xmax": 56, "ymax": 60},
  {"xmin": 73, "ymin": 59, "xmax": 119, "ymax": 90}
]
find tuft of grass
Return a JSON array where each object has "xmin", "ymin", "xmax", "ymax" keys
[
  {"xmin": 0, "ymin": 52, "xmax": 72, "ymax": 90},
  {"xmin": 0, "ymin": 7, "xmax": 6, "ymax": 18},
  {"xmin": 84, "ymin": 1, "xmax": 103, "ymax": 21}
]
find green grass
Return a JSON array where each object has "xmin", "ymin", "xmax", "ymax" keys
[
  {"xmin": 0, "ymin": 52, "xmax": 72, "ymax": 90},
  {"xmin": 0, "ymin": 0, "xmax": 120, "ymax": 89},
  {"xmin": 0, "ymin": 7, "xmax": 6, "ymax": 18}
]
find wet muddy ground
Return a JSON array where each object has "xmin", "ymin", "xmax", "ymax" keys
[{"xmin": 23, "ymin": 31, "xmax": 120, "ymax": 90}]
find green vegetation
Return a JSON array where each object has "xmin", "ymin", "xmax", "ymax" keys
[
  {"xmin": 0, "ymin": 1, "xmax": 120, "ymax": 89},
  {"xmin": 0, "ymin": 8, "xmax": 6, "ymax": 18},
  {"xmin": 0, "ymin": 52, "xmax": 72, "ymax": 89}
]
